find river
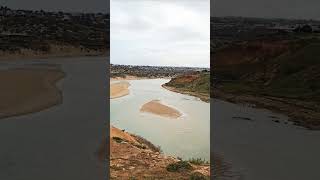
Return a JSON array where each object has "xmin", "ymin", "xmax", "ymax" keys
[
  {"xmin": 0, "ymin": 57, "xmax": 107, "ymax": 180},
  {"xmin": 213, "ymin": 99, "xmax": 320, "ymax": 180},
  {"xmin": 110, "ymin": 79, "xmax": 211, "ymax": 161}
]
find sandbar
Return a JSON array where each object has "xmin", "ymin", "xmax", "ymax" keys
[
  {"xmin": 0, "ymin": 68, "xmax": 65, "ymax": 119},
  {"xmin": 140, "ymin": 100, "xmax": 182, "ymax": 119},
  {"xmin": 110, "ymin": 81, "xmax": 130, "ymax": 99}
]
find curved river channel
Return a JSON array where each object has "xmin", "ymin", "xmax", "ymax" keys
[{"xmin": 110, "ymin": 79, "xmax": 211, "ymax": 161}]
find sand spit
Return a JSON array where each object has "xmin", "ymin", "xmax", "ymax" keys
[
  {"xmin": 0, "ymin": 68, "xmax": 65, "ymax": 119},
  {"xmin": 140, "ymin": 100, "xmax": 182, "ymax": 119},
  {"xmin": 110, "ymin": 81, "xmax": 130, "ymax": 99}
]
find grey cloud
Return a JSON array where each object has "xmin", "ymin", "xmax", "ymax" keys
[{"xmin": 3, "ymin": 0, "xmax": 109, "ymax": 12}]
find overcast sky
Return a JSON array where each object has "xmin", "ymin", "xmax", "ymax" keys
[
  {"xmin": 1, "ymin": 0, "xmax": 108, "ymax": 13},
  {"xmin": 213, "ymin": 0, "xmax": 320, "ymax": 20},
  {"xmin": 111, "ymin": 0, "xmax": 210, "ymax": 67}
]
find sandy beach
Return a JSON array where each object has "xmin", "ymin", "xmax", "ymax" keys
[
  {"xmin": 110, "ymin": 81, "xmax": 130, "ymax": 99},
  {"xmin": 0, "ymin": 68, "xmax": 65, "ymax": 119},
  {"xmin": 140, "ymin": 100, "xmax": 182, "ymax": 119}
]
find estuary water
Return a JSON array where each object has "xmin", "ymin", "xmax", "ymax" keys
[
  {"xmin": 213, "ymin": 99, "xmax": 320, "ymax": 180},
  {"xmin": 0, "ymin": 57, "xmax": 107, "ymax": 180},
  {"xmin": 110, "ymin": 79, "xmax": 210, "ymax": 161}
]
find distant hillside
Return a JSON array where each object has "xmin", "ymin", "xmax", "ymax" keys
[
  {"xmin": 213, "ymin": 35, "xmax": 320, "ymax": 129},
  {"xmin": 0, "ymin": 6, "xmax": 108, "ymax": 58},
  {"xmin": 163, "ymin": 71, "xmax": 210, "ymax": 102}
]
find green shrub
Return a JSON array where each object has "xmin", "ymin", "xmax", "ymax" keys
[
  {"xmin": 112, "ymin": 137, "xmax": 124, "ymax": 143},
  {"xmin": 188, "ymin": 158, "xmax": 208, "ymax": 165},
  {"xmin": 166, "ymin": 161, "xmax": 193, "ymax": 172}
]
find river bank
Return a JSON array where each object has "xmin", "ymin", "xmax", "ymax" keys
[
  {"xmin": 214, "ymin": 88, "xmax": 320, "ymax": 130},
  {"xmin": 0, "ymin": 44, "xmax": 108, "ymax": 61},
  {"xmin": 162, "ymin": 85, "xmax": 210, "ymax": 103}
]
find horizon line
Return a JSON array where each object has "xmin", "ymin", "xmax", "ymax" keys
[{"xmin": 110, "ymin": 63, "xmax": 210, "ymax": 69}]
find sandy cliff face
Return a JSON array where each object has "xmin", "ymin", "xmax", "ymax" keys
[{"xmin": 109, "ymin": 126, "xmax": 210, "ymax": 179}]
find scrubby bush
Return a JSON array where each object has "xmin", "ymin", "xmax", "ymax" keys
[
  {"xmin": 166, "ymin": 161, "xmax": 193, "ymax": 172},
  {"xmin": 188, "ymin": 158, "xmax": 209, "ymax": 165}
]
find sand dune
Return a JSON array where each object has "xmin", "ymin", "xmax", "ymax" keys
[
  {"xmin": 140, "ymin": 100, "xmax": 182, "ymax": 119},
  {"xmin": 110, "ymin": 81, "xmax": 130, "ymax": 99}
]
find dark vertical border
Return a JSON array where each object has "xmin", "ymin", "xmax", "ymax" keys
[
  {"xmin": 105, "ymin": 2, "xmax": 110, "ymax": 180},
  {"xmin": 210, "ymin": 0, "xmax": 214, "ymax": 178}
]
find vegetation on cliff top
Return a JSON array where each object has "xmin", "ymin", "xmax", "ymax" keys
[{"xmin": 163, "ymin": 71, "xmax": 210, "ymax": 102}]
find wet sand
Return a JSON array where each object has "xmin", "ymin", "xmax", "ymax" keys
[
  {"xmin": 140, "ymin": 100, "xmax": 182, "ymax": 119},
  {"xmin": 0, "ymin": 68, "xmax": 64, "ymax": 119},
  {"xmin": 110, "ymin": 81, "xmax": 130, "ymax": 99}
]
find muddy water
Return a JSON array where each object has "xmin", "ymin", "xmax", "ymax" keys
[{"xmin": 213, "ymin": 99, "xmax": 320, "ymax": 180}]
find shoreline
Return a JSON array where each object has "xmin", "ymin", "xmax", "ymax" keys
[
  {"xmin": 0, "ymin": 68, "xmax": 65, "ymax": 119},
  {"xmin": 0, "ymin": 50, "xmax": 108, "ymax": 62},
  {"xmin": 111, "ymin": 75, "xmax": 171, "ymax": 81},
  {"xmin": 162, "ymin": 85, "xmax": 210, "ymax": 103},
  {"xmin": 214, "ymin": 88, "xmax": 320, "ymax": 130}
]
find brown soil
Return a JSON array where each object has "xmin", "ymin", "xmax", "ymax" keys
[
  {"xmin": 214, "ymin": 40, "xmax": 291, "ymax": 66},
  {"xmin": 109, "ymin": 126, "xmax": 210, "ymax": 179}
]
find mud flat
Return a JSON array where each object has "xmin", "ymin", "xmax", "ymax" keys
[
  {"xmin": 110, "ymin": 81, "xmax": 130, "ymax": 99},
  {"xmin": 0, "ymin": 68, "xmax": 65, "ymax": 119},
  {"xmin": 140, "ymin": 100, "xmax": 182, "ymax": 119}
]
